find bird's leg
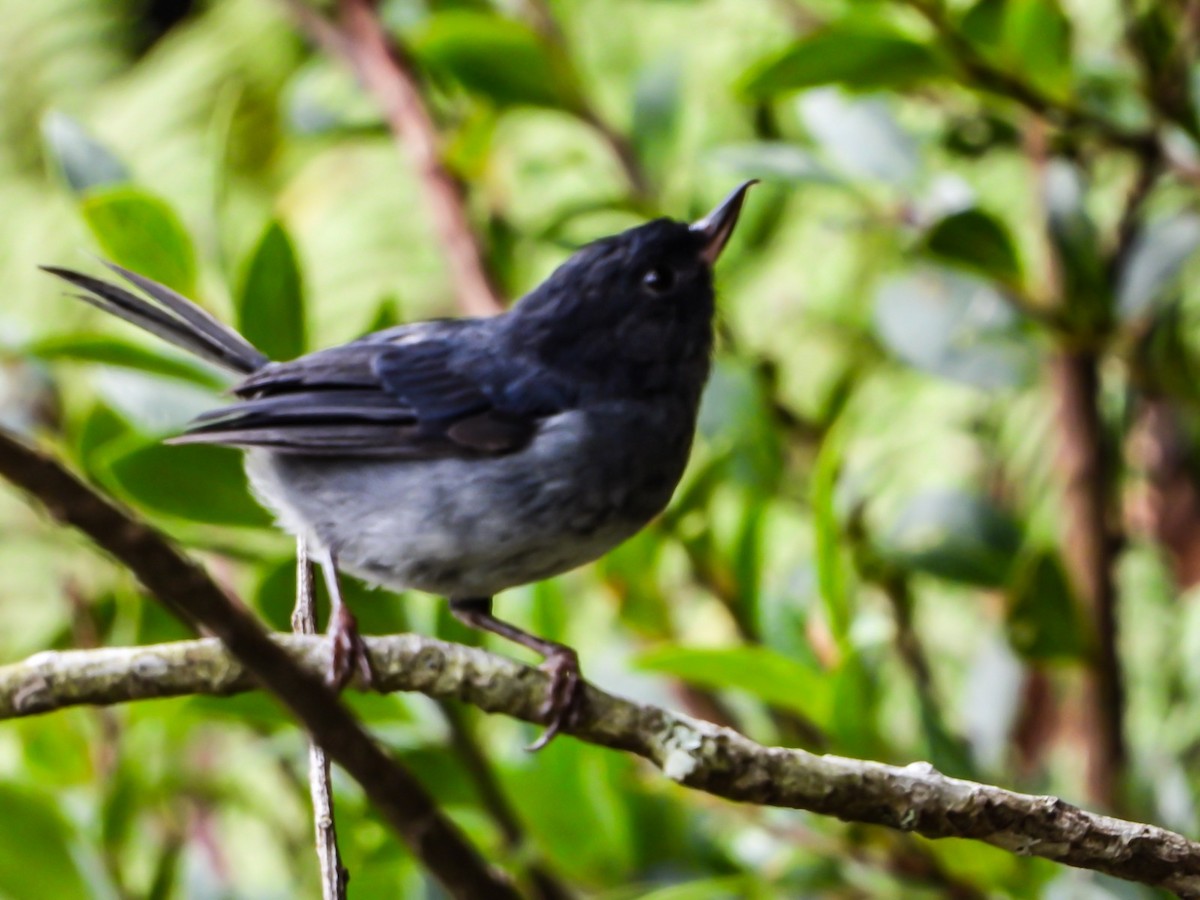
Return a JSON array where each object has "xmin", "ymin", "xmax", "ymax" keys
[
  {"xmin": 449, "ymin": 597, "xmax": 584, "ymax": 751},
  {"xmin": 316, "ymin": 547, "xmax": 374, "ymax": 689}
]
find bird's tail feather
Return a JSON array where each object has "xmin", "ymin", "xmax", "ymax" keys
[{"xmin": 40, "ymin": 262, "xmax": 270, "ymax": 375}]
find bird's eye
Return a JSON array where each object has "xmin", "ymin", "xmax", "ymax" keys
[{"xmin": 642, "ymin": 266, "xmax": 675, "ymax": 294}]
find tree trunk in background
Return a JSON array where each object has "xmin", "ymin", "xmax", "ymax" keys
[{"xmin": 1049, "ymin": 349, "xmax": 1125, "ymax": 809}]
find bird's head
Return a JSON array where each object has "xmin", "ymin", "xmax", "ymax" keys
[{"xmin": 507, "ymin": 181, "xmax": 756, "ymax": 398}]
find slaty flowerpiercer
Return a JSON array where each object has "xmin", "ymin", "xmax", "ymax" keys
[{"xmin": 43, "ymin": 180, "xmax": 756, "ymax": 747}]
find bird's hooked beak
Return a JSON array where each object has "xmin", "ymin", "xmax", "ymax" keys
[{"xmin": 691, "ymin": 180, "xmax": 758, "ymax": 267}]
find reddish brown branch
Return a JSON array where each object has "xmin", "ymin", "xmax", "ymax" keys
[
  {"xmin": 281, "ymin": 0, "xmax": 505, "ymax": 316},
  {"xmin": 1050, "ymin": 350, "xmax": 1126, "ymax": 809},
  {"xmin": 0, "ymin": 429, "xmax": 518, "ymax": 900}
]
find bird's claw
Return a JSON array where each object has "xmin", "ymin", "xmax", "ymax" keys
[
  {"xmin": 327, "ymin": 604, "xmax": 375, "ymax": 690},
  {"xmin": 526, "ymin": 647, "xmax": 584, "ymax": 752}
]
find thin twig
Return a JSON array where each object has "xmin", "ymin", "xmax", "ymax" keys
[
  {"xmin": 294, "ymin": 538, "xmax": 348, "ymax": 900},
  {"xmin": 280, "ymin": 0, "xmax": 505, "ymax": 316},
  {"xmin": 0, "ymin": 428, "xmax": 518, "ymax": 900},
  {"xmin": 3, "ymin": 634, "xmax": 1200, "ymax": 895}
]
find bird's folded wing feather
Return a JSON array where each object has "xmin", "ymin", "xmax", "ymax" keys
[{"xmin": 172, "ymin": 331, "xmax": 555, "ymax": 457}]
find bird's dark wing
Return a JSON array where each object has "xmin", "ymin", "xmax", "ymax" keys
[{"xmin": 172, "ymin": 329, "xmax": 564, "ymax": 457}]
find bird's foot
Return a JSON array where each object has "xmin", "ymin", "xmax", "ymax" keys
[
  {"xmin": 526, "ymin": 646, "xmax": 584, "ymax": 752},
  {"xmin": 327, "ymin": 603, "xmax": 375, "ymax": 690}
]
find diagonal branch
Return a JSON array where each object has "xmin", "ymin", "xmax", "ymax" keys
[
  {"xmin": 2, "ymin": 634, "xmax": 1199, "ymax": 896},
  {"xmin": 0, "ymin": 428, "xmax": 519, "ymax": 900}
]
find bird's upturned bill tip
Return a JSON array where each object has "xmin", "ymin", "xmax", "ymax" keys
[{"xmin": 691, "ymin": 180, "xmax": 758, "ymax": 266}]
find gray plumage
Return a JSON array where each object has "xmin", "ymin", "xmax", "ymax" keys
[{"xmin": 42, "ymin": 181, "xmax": 755, "ymax": 738}]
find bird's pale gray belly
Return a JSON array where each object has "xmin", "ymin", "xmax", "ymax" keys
[{"xmin": 243, "ymin": 410, "xmax": 683, "ymax": 598}]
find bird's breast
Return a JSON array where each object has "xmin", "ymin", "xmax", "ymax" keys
[{"xmin": 243, "ymin": 403, "xmax": 695, "ymax": 598}]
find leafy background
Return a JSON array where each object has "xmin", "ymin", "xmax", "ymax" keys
[{"xmin": 1, "ymin": 0, "xmax": 1198, "ymax": 896}]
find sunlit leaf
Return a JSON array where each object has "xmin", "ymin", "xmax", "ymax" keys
[
  {"xmin": 28, "ymin": 334, "xmax": 224, "ymax": 388},
  {"xmin": 74, "ymin": 402, "xmax": 130, "ymax": 473},
  {"xmin": 637, "ymin": 644, "xmax": 833, "ymax": 725},
  {"xmin": 632, "ymin": 60, "xmax": 681, "ymax": 181},
  {"xmin": 961, "ymin": 0, "xmax": 1073, "ymax": 97},
  {"xmin": 1003, "ymin": 0, "xmax": 1073, "ymax": 96},
  {"xmin": 741, "ymin": 24, "xmax": 945, "ymax": 96},
  {"xmin": 411, "ymin": 12, "xmax": 583, "ymax": 111},
  {"xmin": 0, "ymin": 783, "xmax": 88, "ymax": 900},
  {"xmin": 80, "ymin": 186, "xmax": 198, "ymax": 295},
  {"xmin": 503, "ymin": 740, "xmax": 638, "ymax": 881},
  {"xmin": 812, "ymin": 428, "xmax": 851, "ymax": 646},
  {"xmin": 238, "ymin": 220, "xmax": 306, "ymax": 360},
  {"xmin": 100, "ymin": 440, "xmax": 271, "ymax": 527}
]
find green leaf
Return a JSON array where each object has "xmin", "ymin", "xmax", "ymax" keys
[
  {"xmin": 1003, "ymin": 0, "xmax": 1073, "ymax": 96},
  {"xmin": 100, "ymin": 440, "xmax": 271, "ymax": 527},
  {"xmin": 960, "ymin": 0, "xmax": 1006, "ymax": 49},
  {"xmin": 812, "ymin": 428, "xmax": 851, "ymax": 647},
  {"xmin": 636, "ymin": 645, "xmax": 833, "ymax": 725},
  {"xmin": 0, "ymin": 783, "xmax": 88, "ymax": 900},
  {"xmin": 921, "ymin": 208, "xmax": 1021, "ymax": 283},
  {"xmin": 40, "ymin": 111, "xmax": 128, "ymax": 193},
  {"xmin": 960, "ymin": 0, "xmax": 1073, "ymax": 97},
  {"xmin": 1006, "ymin": 550, "xmax": 1086, "ymax": 661},
  {"xmin": 74, "ymin": 402, "xmax": 131, "ymax": 473},
  {"xmin": 411, "ymin": 12, "xmax": 583, "ymax": 111},
  {"xmin": 503, "ymin": 740, "xmax": 638, "ymax": 882},
  {"xmin": 599, "ymin": 529, "xmax": 673, "ymax": 638},
  {"xmin": 238, "ymin": 220, "xmax": 306, "ymax": 360},
  {"xmin": 741, "ymin": 24, "xmax": 945, "ymax": 97},
  {"xmin": 80, "ymin": 186, "xmax": 198, "ymax": 295},
  {"xmin": 631, "ymin": 61, "xmax": 682, "ymax": 181},
  {"xmin": 28, "ymin": 334, "xmax": 224, "ymax": 388},
  {"xmin": 881, "ymin": 489, "xmax": 1021, "ymax": 588}
]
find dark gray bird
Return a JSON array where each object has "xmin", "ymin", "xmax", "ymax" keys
[{"xmin": 42, "ymin": 181, "xmax": 755, "ymax": 747}]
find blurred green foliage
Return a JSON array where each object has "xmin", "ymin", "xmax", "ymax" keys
[{"xmin": 2, "ymin": 0, "xmax": 1200, "ymax": 897}]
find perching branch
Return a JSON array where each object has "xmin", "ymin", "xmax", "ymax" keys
[
  {"xmin": 0, "ymin": 428, "xmax": 518, "ymax": 900},
  {"xmin": 3, "ymin": 634, "xmax": 1199, "ymax": 896},
  {"xmin": 280, "ymin": 0, "xmax": 506, "ymax": 316}
]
